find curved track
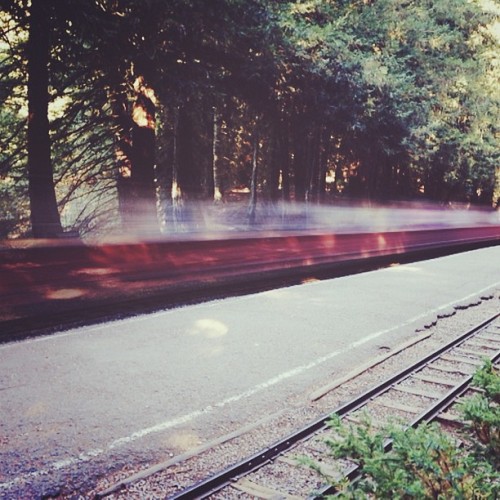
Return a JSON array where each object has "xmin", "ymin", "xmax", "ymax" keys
[{"xmin": 1, "ymin": 225, "xmax": 499, "ymax": 341}]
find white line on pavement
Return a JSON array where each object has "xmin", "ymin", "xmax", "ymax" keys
[{"xmin": 1, "ymin": 282, "xmax": 499, "ymax": 491}]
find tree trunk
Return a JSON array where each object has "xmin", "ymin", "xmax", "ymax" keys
[
  {"xmin": 248, "ymin": 127, "xmax": 259, "ymax": 225},
  {"xmin": 111, "ymin": 85, "xmax": 134, "ymax": 229},
  {"xmin": 293, "ymin": 116, "xmax": 307, "ymax": 202},
  {"xmin": 307, "ymin": 124, "xmax": 321, "ymax": 203},
  {"xmin": 152, "ymin": 99, "xmax": 173, "ymax": 232},
  {"xmin": 318, "ymin": 127, "xmax": 330, "ymax": 202},
  {"xmin": 170, "ymin": 106, "xmax": 184, "ymax": 230},
  {"xmin": 212, "ymin": 107, "xmax": 222, "ymax": 202},
  {"xmin": 281, "ymin": 119, "xmax": 291, "ymax": 201},
  {"xmin": 130, "ymin": 76, "xmax": 158, "ymax": 231},
  {"xmin": 27, "ymin": 0, "xmax": 63, "ymax": 238},
  {"xmin": 177, "ymin": 102, "xmax": 197, "ymax": 197},
  {"xmin": 334, "ymin": 161, "xmax": 343, "ymax": 195},
  {"xmin": 268, "ymin": 122, "xmax": 280, "ymax": 202}
]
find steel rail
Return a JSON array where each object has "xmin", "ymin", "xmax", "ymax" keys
[{"xmin": 170, "ymin": 313, "xmax": 499, "ymax": 499}]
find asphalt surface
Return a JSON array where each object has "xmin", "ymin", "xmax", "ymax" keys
[{"xmin": 1, "ymin": 246, "xmax": 499, "ymax": 497}]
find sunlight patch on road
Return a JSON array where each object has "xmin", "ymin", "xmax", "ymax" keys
[
  {"xmin": 164, "ymin": 431, "xmax": 202, "ymax": 453},
  {"xmin": 189, "ymin": 318, "xmax": 228, "ymax": 338},
  {"xmin": 387, "ymin": 264, "xmax": 423, "ymax": 273},
  {"xmin": 261, "ymin": 288, "xmax": 296, "ymax": 299},
  {"xmin": 301, "ymin": 277, "xmax": 320, "ymax": 284}
]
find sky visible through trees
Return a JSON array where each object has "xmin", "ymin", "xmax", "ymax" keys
[{"xmin": 0, "ymin": 0, "xmax": 499, "ymax": 239}]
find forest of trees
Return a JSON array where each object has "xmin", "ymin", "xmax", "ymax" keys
[{"xmin": 1, "ymin": 0, "xmax": 499, "ymax": 239}]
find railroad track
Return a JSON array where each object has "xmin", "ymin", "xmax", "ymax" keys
[{"xmin": 167, "ymin": 313, "xmax": 500, "ymax": 499}]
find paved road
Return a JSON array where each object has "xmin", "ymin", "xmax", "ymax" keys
[{"xmin": 1, "ymin": 246, "xmax": 499, "ymax": 497}]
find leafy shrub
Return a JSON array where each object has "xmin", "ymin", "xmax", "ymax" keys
[
  {"xmin": 458, "ymin": 359, "xmax": 500, "ymax": 469},
  {"xmin": 309, "ymin": 360, "xmax": 500, "ymax": 498}
]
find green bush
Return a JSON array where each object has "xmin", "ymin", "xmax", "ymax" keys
[
  {"xmin": 458, "ymin": 359, "xmax": 500, "ymax": 470},
  {"xmin": 309, "ymin": 361, "xmax": 500, "ymax": 499}
]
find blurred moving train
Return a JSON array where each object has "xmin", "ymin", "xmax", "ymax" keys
[
  {"xmin": 175, "ymin": 200, "xmax": 499, "ymax": 232},
  {"xmin": 1, "ymin": 202, "xmax": 499, "ymax": 338}
]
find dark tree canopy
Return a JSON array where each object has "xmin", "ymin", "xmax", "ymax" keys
[{"xmin": 0, "ymin": 0, "xmax": 498, "ymax": 238}]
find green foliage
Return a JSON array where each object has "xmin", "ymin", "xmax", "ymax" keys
[
  {"xmin": 308, "ymin": 361, "xmax": 500, "ymax": 498},
  {"xmin": 0, "ymin": 8, "xmax": 29, "ymax": 237},
  {"xmin": 273, "ymin": 0, "xmax": 499, "ymax": 202},
  {"xmin": 1, "ymin": 0, "xmax": 499, "ymax": 237},
  {"xmin": 321, "ymin": 419, "xmax": 497, "ymax": 499},
  {"xmin": 471, "ymin": 359, "xmax": 500, "ymax": 403},
  {"xmin": 458, "ymin": 359, "xmax": 500, "ymax": 468}
]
